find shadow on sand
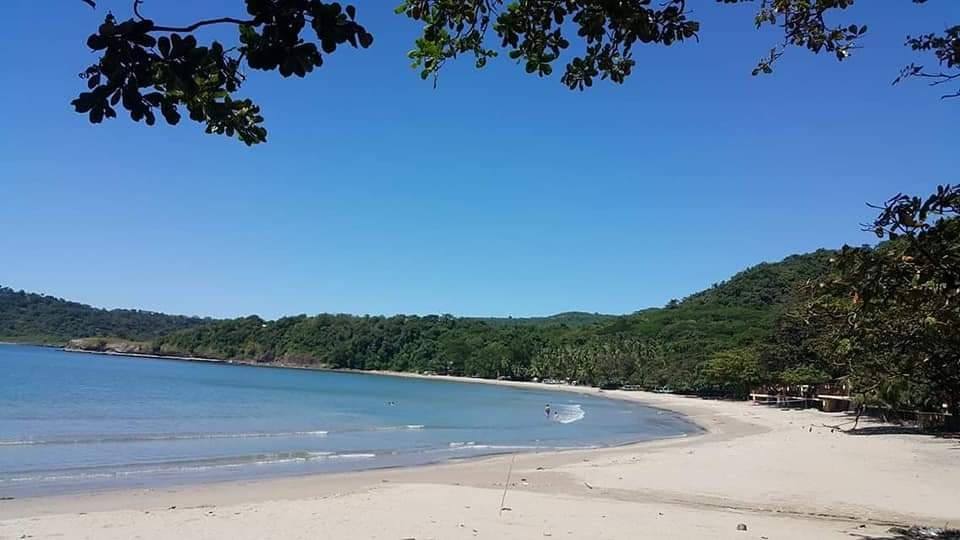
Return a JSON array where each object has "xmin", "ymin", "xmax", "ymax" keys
[
  {"xmin": 846, "ymin": 425, "xmax": 957, "ymax": 437},
  {"xmin": 856, "ymin": 527, "xmax": 960, "ymax": 539},
  {"xmin": 819, "ymin": 411, "xmax": 960, "ymax": 440}
]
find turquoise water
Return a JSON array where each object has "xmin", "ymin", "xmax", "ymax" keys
[{"xmin": 0, "ymin": 344, "xmax": 698, "ymax": 496}]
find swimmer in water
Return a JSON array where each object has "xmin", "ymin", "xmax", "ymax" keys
[{"xmin": 544, "ymin": 404, "xmax": 551, "ymax": 418}]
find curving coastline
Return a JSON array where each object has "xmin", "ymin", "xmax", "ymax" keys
[{"xmin": 2, "ymin": 373, "xmax": 959, "ymax": 539}]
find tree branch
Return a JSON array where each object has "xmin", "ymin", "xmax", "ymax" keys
[
  {"xmin": 152, "ymin": 17, "xmax": 255, "ymax": 33},
  {"xmin": 133, "ymin": 0, "xmax": 146, "ymax": 21}
]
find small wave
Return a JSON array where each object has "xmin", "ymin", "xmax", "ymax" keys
[
  {"xmin": 446, "ymin": 442, "xmax": 542, "ymax": 451},
  {"xmin": 328, "ymin": 453, "xmax": 376, "ymax": 460},
  {"xmin": 0, "ymin": 451, "xmax": 375, "ymax": 484},
  {"xmin": 0, "ymin": 440, "xmax": 37, "ymax": 447},
  {"xmin": 471, "ymin": 444, "xmax": 540, "ymax": 450},
  {"xmin": 551, "ymin": 404, "xmax": 585, "ymax": 424},
  {"xmin": 373, "ymin": 425, "xmax": 427, "ymax": 432},
  {"xmin": 0, "ymin": 430, "xmax": 329, "ymax": 448},
  {"xmin": 0, "ymin": 426, "xmax": 439, "ymax": 447},
  {"xmin": 448, "ymin": 441, "xmax": 476, "ymax": 448}
]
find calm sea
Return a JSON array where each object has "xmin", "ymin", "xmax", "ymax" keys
[{"xmin": 0, "ymin": 344, "xmax": 698, "ymax": 496}]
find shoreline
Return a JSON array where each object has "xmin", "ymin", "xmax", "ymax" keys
[
  {"xmin": 0, "ymin": 388, "xmax": 740, "ymax": 514},
  {"xmin": 59, "ymin": 344, "xmax": 670, "ymax": 402},
  {"xmin": 24, "ymin": 346, "xmax": 707, "ymax": 496},
  {"xmin": 8, "ymin": 345, "xmax": 704, "ymax": 495},
  {"xmin": 59, "ymin": 345, "xmax": 673, "ymax": 401},
  {"xmin": 4, "ymin": 351, "xmax": 959, "ymax": 538}
]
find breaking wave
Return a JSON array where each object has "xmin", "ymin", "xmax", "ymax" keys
[{"xmin": 551, "ymin": 404, "xmax": 585, "ymax": 424}]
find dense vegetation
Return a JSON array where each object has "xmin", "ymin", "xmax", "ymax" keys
[
  {"xmin": 779, "ymin": 186, "xmax": 960, "ymax": 420},
  {"xmin": 467, "ymin": 312, "xmax": 616, "ymax": 327},
  {"xmin": 605, "ymin": 250, "xmax": 836, "ymax": 390},
  {"xmin": 2, "ymin": 250, "xmax": 835, "ymax": 391},
  {"xmin": 0, "ymin": 287, "xmax": 210, "ymax": 344},
  {"xmin": 121, "ymin": 249, "xmax": 833, "ymax": 392}
]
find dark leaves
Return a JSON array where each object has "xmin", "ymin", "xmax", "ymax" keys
[
  {"xmin": 86, "ymin": 34, "xmax": 108, "ymax": 50},
  {"xmin": 400, "ymin": 0, "xmax": 696, "ymax": 89},
  {"xmin": 745, "ymin": 0, "xmax": 863, "ymax": 76},
  {"xmin": 71, "ymin": 86, "xmax": 117, "ymax": 124},
  {"xmin": 816, "ymin": 186, "xmax": 960, "ymax": 416},
  {"xmin": 76, "ymin": 2, "xmax": 370, "ymax": 144},
  {"xmin": 867, "ymin": 185, "xmax": 960, "ymax": 241},
  {"xmin": 397, "ymin": 0, "xmax": 886, "ymax": 89},
  {"xmin": 358, "ymin": 32, "xmax": 373, "ymax": 48},
  {"xmin": 158, "ymin": 36, "xmax": 171, "ymax": 57},
  {"xmin": 897, "ymin": 26, "xmax": 960, "ymax": 98},
  {"xmin": 75, "ymin": 14, "xmax": 258, "ymax": 142}
]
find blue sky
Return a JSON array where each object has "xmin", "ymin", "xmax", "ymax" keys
[{"xmin": 1, "ymin": 1, "xmax": 956, "ymax": 319}]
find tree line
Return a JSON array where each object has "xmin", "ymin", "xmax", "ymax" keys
[{"xmin": 143, "ymin": 248, "xmax": 836, "ymax": 392}]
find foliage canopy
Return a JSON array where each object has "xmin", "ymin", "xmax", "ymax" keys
[{"xmin": 71, "ymin": 0, "xmax": 958, "ymax": 143}]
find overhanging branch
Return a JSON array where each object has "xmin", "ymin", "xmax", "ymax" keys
[{"xmin": 152, "ymin": 17, "xmax": 256, "ymax": 33}]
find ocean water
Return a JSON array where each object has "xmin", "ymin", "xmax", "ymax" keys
[{"xmin": 0, "ymin": 344, "xmax": 698, "ymax": 496}]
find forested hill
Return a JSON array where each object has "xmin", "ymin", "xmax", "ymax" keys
[
  {"xmin": 592, "ymin": 249, "xmax": 836, "ymax": 388},
  {"xmin": 680, "ymin": 250, "xmax": 836, "ymax": 308},
  {"xmin": 468, "ymin": 312, "xmax": 617, "ymax": 327},
  {"xmin": 6, "ymin": 249, "xmax": 835, "ymax": 392},
  {"xmin": 0, "ymin": 287, "xmax": 210, "ymax": 344},
  {"xmin": 0, "ymin": 288, "xmax": 611, "ymax": 346},
  {"xmin": 61, "ymin": 249, "xmax": 833, "ymax": 392}
]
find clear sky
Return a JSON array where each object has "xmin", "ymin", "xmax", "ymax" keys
[{"xmin": 1, "ymin": 1, "xmax": 956, "ymax": 319}]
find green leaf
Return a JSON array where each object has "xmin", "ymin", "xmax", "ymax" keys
[
  {"xmin": 158, "ymin": 36, "xmax": 171, "ymax": 57},
  {"xmin": 239, "ymin": 24, "xmax": 257, "ymax": 45},
  {"xmin": 86, "ymin": 34, "xmax": 107, "ymax": 50},
  {"xmin": 358, "ymin": 32, "xmax": 373, "ymax": 48}
]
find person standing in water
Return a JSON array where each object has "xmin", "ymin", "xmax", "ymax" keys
[{"xmin": 544, "ymin": 404, "xmax": 551, "ymax": 418}]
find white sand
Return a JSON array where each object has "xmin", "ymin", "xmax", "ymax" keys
[{"xmin": 1, "ymin": 384, "xmax": 957, "ymax": 539}]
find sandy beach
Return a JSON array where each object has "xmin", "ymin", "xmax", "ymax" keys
[{"xmin": 1, "ymin": 381, "xmax": 957, "ymax": 540}]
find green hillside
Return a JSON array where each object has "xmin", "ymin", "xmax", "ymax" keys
[
  {"xmin": 467, "ymin": 311, "xmax": 617, "ymax": 327},
  {"xmin": 0, "ymin": 287, "xmax": 210, "ymax": 344},
  {"xmin": 592, "ymin": 249, "xmax": 836, "ymax": 389},
  {"xmin": 681, "ymin": 250, "xmax": 836, "ymax": 309},
  {"xmin": 5, "ymin": 250, "xmax": 836, "ymax": 392},
  {"xmin": 63, "ymin": 250, "xmax": 831, "ymax": 391}
]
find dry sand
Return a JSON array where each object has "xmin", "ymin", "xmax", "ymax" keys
[{"xmin": 1, "ymin": 382, "xmax": 957, "ymax": 540}]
